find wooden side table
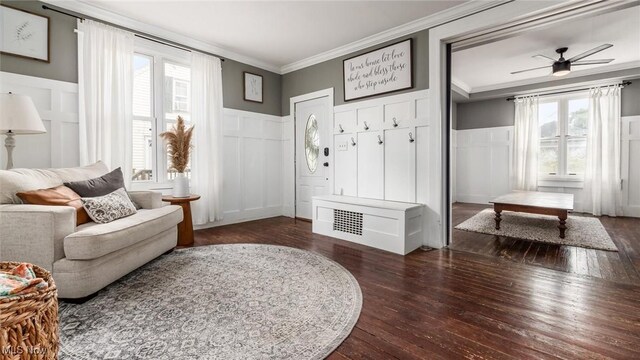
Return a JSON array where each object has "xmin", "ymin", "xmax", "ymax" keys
[{"xmin": 162, "ymin": 195, "xmax": 200, "ymax": 247}]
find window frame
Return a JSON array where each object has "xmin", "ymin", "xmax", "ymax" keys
[
  {"xmin": 130, "ymin": 38, "xmax": 191, "ymax": 191},
  {"xmin": 537, "ymin": 92, "xmax": 589, "ymax": 187}
]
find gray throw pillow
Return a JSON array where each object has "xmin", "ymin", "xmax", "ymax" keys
[
  {"xmin": 64, "ymin": 167, "xmax": 125, "ymax": 197},
  {"xmin": 81, "ymin": 188, "xmax": 137, "ymax": 224}
]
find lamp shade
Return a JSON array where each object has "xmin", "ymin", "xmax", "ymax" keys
[{"xmin": 0, "ymin": 93, "xmax": 46, "ymax": 134}]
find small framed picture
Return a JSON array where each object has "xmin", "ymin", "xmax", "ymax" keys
[
  {"xmin": 243, "ymin": 71, "xmax": 263, "ymax": 103},
  {"xmin": 0, "ymin": 5, "xmax": 50, "ymax": 62}
]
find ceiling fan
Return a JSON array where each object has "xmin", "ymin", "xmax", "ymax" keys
[{"xmin": 511, "ymin": 44, "xmax": 614, "ymax": 77}]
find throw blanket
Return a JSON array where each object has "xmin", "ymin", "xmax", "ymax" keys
[{"xmin": 0, "ymin": 263, "xmax": 48, "ymax": 297}]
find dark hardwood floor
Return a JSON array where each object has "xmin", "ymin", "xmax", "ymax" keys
[
  {"xmin": 452, "ymin": 202, "xmax": 640, "ymax": 285},
  {"xmin": 194, "ymin": 216, "xmax": 640, "ymax": 359}
]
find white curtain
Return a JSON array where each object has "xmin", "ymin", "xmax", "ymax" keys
[
  {"xmin": 77, "ymin": 19, "xmax": 134, "ymax": 183},
  {"xmin": 513, "ymin": 96, "xmax": 539, "ymax": 191},
  {"xmin": 190, "ymin": 53, "xmax": 224, "ymax": 224},
  {"xmin": 580, "ymin": 85, "xmax": 622, "ymax": 216}
]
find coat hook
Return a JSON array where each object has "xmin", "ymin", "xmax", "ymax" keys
[
  {"xmin": 338, "ymin": 124, "xmax": 344, "ymax": 133},
  {"xmin": 363, "ymin": 121, "xmax": 369, "ymax": 131},
  {"xmin": 408, "ymin": 132, "xmax": 415, "ymax": 143},
  {"xmin": 392, "ymin": 118, "xmax": 398, "ymax": 127},
  {"xmin": 350, "ymin": 137, "xmax": 356, "ymax": 146},
  {"xmin": 377, "ymin": 135, "xmax": 383, "ymax": 145}
]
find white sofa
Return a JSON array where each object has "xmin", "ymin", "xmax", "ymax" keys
[{"xmin": 0, "ymin": 162, "xmax": 183, "ymax": 299}]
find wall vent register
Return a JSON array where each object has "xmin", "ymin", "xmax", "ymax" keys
[{"xmin": 333, "ymin": 209, "xmax": 363, "ymax": 236}]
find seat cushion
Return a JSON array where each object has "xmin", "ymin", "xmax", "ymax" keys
[{"xmin": 63, "ymin": 205, "xmax": 183, "ymax": 260}]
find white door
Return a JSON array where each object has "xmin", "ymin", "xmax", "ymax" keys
[{"xmin": 296, "ymin": 96, "xmax": 331, "ymax": 219}]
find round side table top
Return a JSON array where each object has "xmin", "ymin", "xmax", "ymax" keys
[{"xmin": 161, "ymin": 194, "xmax": 201, "ymax": 203}]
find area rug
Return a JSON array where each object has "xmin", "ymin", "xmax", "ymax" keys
[
  {"xmin": 455, "ymin": 209, "xmax": 618, "ymax": 251},
  {"xmin": 58, "ymin": 244, "xmax": 362, "ymax": 360}
]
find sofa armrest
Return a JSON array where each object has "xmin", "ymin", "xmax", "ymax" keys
[
  {"xmin": 127, "ymin": 191, "xmax": 163, "ymax": 209},
  {"xmin": 0, "ymin": 204, "xmax": 76, "ymax": 271}
]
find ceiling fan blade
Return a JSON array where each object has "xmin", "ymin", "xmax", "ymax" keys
[
  {"xmin": 567, "ymin": 44, "xmax": 613, "ymax": 62},
  {"xmin": 572, "ymin": 59, "xmax": 614, "ymax": 65},
  {"xmin": 532, "ymin": 54, "xmax": 556, "ymax": 63},
  {"xmin": 510, "ymin": 65, "xmax": 550, "ymax": 75}
]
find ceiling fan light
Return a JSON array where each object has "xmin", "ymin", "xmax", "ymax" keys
[{"xmin": 552, "ymin": 61, "xmax": 571, "ymax": 77}]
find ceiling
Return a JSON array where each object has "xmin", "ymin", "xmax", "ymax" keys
[
  {"xmin": 76, "ymin": 0, "xmax": 465, "ymax": 71},
  {"xmin": 452, "ymin": 5, "xmax": 640, "ymax": 94}
]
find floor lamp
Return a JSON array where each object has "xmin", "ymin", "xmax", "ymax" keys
[{"xmin": 0, "ymin": 92, "xmax": 47, "ymax": 170}]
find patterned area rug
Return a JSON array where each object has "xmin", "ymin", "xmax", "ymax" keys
[
  {"xmin": 58, "ymin": 244, "xmax": 362, "ymax": 359},
  {"xmin": 455, "ymin": 209, "xmax": 618, "ymax": 251}
]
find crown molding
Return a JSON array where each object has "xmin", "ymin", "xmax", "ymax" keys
[
  {"xmin": 279, "ymin": 0, "xmax": 510, "ymax": 74},
  {"xmin": 451, "ymin": 77, "xmax": 471, "ymax": 96},
  {"xmin": 43, "ymin": 0, "xmax": 282, "ymax": 74},
  {"xmin": 468, "ymin": 61, "xmax": 640, "ymax": 93}
]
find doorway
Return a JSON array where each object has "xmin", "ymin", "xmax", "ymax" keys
[{"xmin": 292, "ymin": 90, "xmax": 334, "ymax": 220}]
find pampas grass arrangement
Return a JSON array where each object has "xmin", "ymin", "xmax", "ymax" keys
[{"xmin": 159, "ymin": 116, "xmax": 194, "ymax": 173}]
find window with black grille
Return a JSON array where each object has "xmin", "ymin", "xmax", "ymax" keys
[{"xmin": 333, "ymin": 209, "xmax": 363, "ymax": 235}]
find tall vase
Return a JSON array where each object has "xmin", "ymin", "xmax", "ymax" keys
[{"xmin": 172, "ymin": 172, "xmax": 190, "ymax": 198}]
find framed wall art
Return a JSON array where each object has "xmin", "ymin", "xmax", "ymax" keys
[
  {"xmin": 244, "ymin": 71, "xmax": 263, "ymax": 103},
  {"xmin": 0, "ymin": 5, "xmax": 50, "ymax": 62},
  {"xmin": 343, "ymin": 39, "xmax": 412, "ymax": 101}
]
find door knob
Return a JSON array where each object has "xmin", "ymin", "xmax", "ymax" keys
[{"xmin": 323, "ymin": 162, "xmax": 329, "ymax": 167}]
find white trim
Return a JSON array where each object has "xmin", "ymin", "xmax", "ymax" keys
[
  {"xmin": 0, "ymin": 71, "xmax": 78, "ymax": 91},
  {"xmin": 430, "ymin": 1, "xmax": 572, "ymax": 248},
  {"xmin": 470, "ymin": 61, "xmax": 640, "ymax": 94},
  {"xmin": 44, "ymin": 0, "xmax": 281, "ymax": 74},
  {"xmin": 279, "ymin": 1, "xmax": 509, "ymax": 74},
  {"xmin": 288, "ymin": 88, "xmax": 335, "ymax": 218},
  {"xmin": 451, "ymin": 80, "xmax": 470, "ymax": 98}
]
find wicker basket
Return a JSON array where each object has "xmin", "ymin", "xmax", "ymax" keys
[{"xmin": 0, "ymin": 262, "xmax": 59, "ymax": 360}]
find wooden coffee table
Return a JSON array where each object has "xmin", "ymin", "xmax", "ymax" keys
[{"xmin": 490, "ymin": 191, "xmax": 574, "ymax": 239}]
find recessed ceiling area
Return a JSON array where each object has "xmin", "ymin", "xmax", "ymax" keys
[
  {"xmin": 77, "ymin": 0, "xmax": 466, "ymax": 70},
  {"xmin": 452, "ymin": 5, "xmax": 640, "ymax": 93}
]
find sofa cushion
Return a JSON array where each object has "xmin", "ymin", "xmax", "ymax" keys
[
  {"xmin": 16, "ymin": 185, "xmax": 90, "ymax": 225},
  {"xmin": 63, "ymin": 205, "xmax": 182, "ymax": 260},
  {"xmin": 81, "ymin": 188, "xmax": 137, "ymax": 224},
  {"xmin": 64, "ymin": 167, "xmax": 126, "ymax": 197},
  {"xmin": 0, "ymin": 162, "xmax": 109, "ymax": 204}
]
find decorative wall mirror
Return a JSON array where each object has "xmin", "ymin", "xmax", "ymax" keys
[{"xmin": 305, "ymin": 114, "xmax": 320, "ymax": 173}]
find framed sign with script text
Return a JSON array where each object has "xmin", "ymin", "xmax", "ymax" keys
[{"xmin": 343, "ymin": 39, "xmax": 412, "ymax": 101}]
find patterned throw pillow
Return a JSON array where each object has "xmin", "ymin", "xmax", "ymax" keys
[{"xmin": 81, "ymin": 188, "xmax": 137, "ymax": 224}]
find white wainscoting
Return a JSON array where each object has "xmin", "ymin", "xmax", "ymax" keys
[
  {"xmin": 454, "ymin": 123, "xmax": 639, "ymax": 218},
  {"xmin": 0, "ymin": 72, "xmax": 79, "ymax": 169},
  {"xmin": 332, "ymin": 90, "xmax": 430, "ymax": 204},
  {"xmin": 217, "ymin": 108, "xmax": 285, "ymax": 225},
  {"xmin": 455, "ymin": 126, "xmax": 512, "ymax": 204},
  {"xmin": 622, "ymin": 115, "xmax": 640, "ymax": 217}
]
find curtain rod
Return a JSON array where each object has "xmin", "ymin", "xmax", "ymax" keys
[
  {"xmin": 42, "ymin": 5, "xmax": 225, "ymax": 62},
  {"xmin": 506, "ymin": 80, "xmax": 631, "ymax": 101}
]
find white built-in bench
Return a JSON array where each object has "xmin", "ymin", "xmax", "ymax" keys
[{"xmin": 312, "ymin": 195, "xmax": 424, "ymax": 255}]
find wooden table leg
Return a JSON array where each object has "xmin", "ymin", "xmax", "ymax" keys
[
  {"xmin": 177, "ymin": 202, "xmax": 194, "ymax": 246},
  {"xmin": 558, "ymin": 211, "xmax": 567, "ymax": 239},
  {"xmin": 494, "ymin": 209, "xmax": 502, "ymax": 230}
]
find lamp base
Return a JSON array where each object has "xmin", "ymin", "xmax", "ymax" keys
[{"xmin": 4, "ymin": 132, "xmax": 15, "ymax": 170}]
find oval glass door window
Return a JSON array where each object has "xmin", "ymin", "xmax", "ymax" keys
[{"xmin": 305, "ymin": 114, "xmax": 320, "ymax": 173}]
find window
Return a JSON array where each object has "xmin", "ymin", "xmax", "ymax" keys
[
  {"xmin": 538, "ymin": 94, "xmax": 588, "ymax": 180},
  {"xmin": 131, "ymin": 42, "xmax": 191, "ymax": 185}
]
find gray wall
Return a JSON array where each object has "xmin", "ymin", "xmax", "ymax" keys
[
  {"xmin": 281, "ymin": 29, "xmax": 429, "ymax": 116},
  {"xmin": 0, "ymin": 1, "xmax": 282, "ymax": 116},
  {"xmin": 221, "ymin": 59, "xmax": 281, "ymax": 116},
  {"xmin": 455, "ymin": 76, "xmax": 640, "ymax": 130},
  {"xmin": 0, "ymin": 1, "xmax": 78, "ymax": 83},
  {"xmin": 622, "ymin": 77, "xmax": 640, "ymax": 117},
  {"xmin": 456, "ymin": 98, "xmax": 514, "ymax": 130}
]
